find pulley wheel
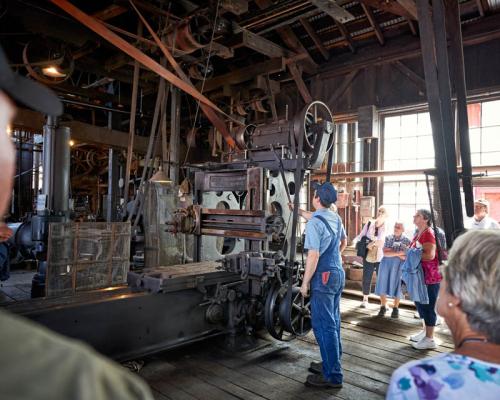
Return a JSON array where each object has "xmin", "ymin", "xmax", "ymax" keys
[
  {"xmin": 264, "ymin": 283, "xmax": 295, "ymax": 341},
  {"xmin": 293, "ymin": 101, "xmax": 333, "ymax": 154},
  {"xmin": 279, "ymin": 285, "xmax": 312, "ymax": 336}
]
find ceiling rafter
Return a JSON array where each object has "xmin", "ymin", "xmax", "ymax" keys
[
  {"xmin": 360, "ymin": 3, "xmax": 385, "ymax": 45},
  {"xmin": 299, "ymin": 17, "xmax": 330, "ymax": 60}
]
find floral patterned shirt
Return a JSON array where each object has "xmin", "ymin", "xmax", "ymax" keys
[{"xmin": 386, "ymin": 353, "xmax": 500, "ymax": 400}]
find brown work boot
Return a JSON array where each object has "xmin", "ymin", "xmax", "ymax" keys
[
  {"xmin": 309, "ymin": 361, "xmax": 322, "ymax": 374},
  {"xmin": 305, "ymin": 374, "xmax": 343, "ymax": 388}
]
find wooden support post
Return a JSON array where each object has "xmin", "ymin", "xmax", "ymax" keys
[
  {"xmin": 288, "ymin": 62, "xmax": 313, "ymax": 104},
  {"xmin": 360, "ymin": 3, "xmax": 385, "ymax": 45},
  {"xmin": 123, "ymin": 23, "xmax": 142, "ymax": 204},
  {"xmin": 415, "ymin": 0, "xmax": 464, "ymax": 244},
  {"xmin": 444, "ymin": 0, "xmax": 474, "ymax": 217}
]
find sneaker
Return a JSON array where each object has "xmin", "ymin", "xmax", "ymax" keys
[
  {"xmin": 360, "ymin": 300, "xmax": 369, "ymax": 308},
  {"xmin": 377, "ymin": 306, "xmax": 387, "ymax": 317},
  {"xmin": 412, "ymin": 336, "xmax": 437, "ymax": 350},
  {"xmin": 410, "ymin": 330, "xmax": 426, "ymax": 342},
  {"xmin": 309, "ymin": 361, "xmax": 322, "ymax": 374},
  {"xmin": 305, "ymin": 374, "xmax": 343, "ymax": 388},
  {"xmin": 391, "ymin": 308, "xmax": 399, "ymax": 319}
]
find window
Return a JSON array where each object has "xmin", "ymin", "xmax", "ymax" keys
[
  {"xmin": 467, "ymin": 99, "xmax": 500, "ymax": 166},
  {"xmin": 382, "ymin": 112, "xmax": 435, "ymax": 228}
]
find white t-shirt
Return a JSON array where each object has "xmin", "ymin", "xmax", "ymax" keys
[
  {"xmin": 386, "ymin": 353, "xmax": 500, "ymax": 399},
  {"xmin": 466, "ymin": 216, "xmax": 500, "ymax": 230}
]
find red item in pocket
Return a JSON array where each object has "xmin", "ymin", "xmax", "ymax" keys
[{"xmin": 322, "ymin": 271, "xmax": 330, "ymax": 285}]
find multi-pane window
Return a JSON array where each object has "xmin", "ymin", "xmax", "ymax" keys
[
  {"xmin": 467, "ymin": 99, "xmax": 500, "ymax": 166},
  {"xmin": 382, "ymin": 112, "xmax": 435, "ymax": 227}
]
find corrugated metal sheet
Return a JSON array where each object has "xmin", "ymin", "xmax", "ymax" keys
[{"xmin": 488, "ymin": 0, "xmax": 500, "ymax": 11}]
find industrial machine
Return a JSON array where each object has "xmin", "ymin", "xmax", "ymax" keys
[{"xmin": 5, "ymin": 101, "xmax": 334, "ymax": 360}]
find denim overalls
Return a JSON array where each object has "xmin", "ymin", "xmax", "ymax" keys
[{"xmin": 310, "ymin": 215, "xmax": 345, "ymax": 384}]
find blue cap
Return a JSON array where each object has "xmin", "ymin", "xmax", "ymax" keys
[{"xmin": 312, "ymin": 181, "xmax": 337, "ymax": 205}]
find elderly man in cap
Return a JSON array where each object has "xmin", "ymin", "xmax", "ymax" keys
[
  {"xmin": 292, "ymin": 181, "xmax": 347, "ymax": 388},
  {"xmin": 466, "ymin": 199, "xmax": 499, "ymax": 230},
  {"xmin": 0, "ymin": 46, "xmax": 152, "ymax": 399}
]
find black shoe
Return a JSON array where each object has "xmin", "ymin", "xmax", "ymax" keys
[
  {"xmin": 377, "ymin": 306, "xmax": 387, "ymax": 317},
  {"xmin": 305, "ymin": 374, "xmax": 343, "ymax": 389},
  {"xmin": 391, "ymin": 308, "xmax": 399, "ymax": 318},
  {"xmin": 309, "ymin": 361, "xmax": 322, "ymax": 374}
]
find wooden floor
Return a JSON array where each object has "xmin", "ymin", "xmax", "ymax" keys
[{"xmin": 139, "ymin": 295, "xmax": 453, "ymax": 400}]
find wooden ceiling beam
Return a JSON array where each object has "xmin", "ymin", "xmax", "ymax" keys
[
  {"xmin": 360, "ymin": 3, "xmax": 385, "ymax": 45},
  {"xmin": 300, "ymin": 17, "xmax": 330, "ymax": 60},
  {"xmin": 335, "ymin": 20, "xmax": 356, "ymax": 53},
  {"xmin": 396, "ymin": 0, "xmax": 418, "ymax": 20},
  {"xmin": 199, "ymin": 57, "xmax": 286, "ymax": 92},
  {"xmin": 359, "ymin": 0, "xmax": 417, "ymax": 20},
  {"xmin": 92, "ymin": 4, "xmax": 128, "ymax": 21},
  {"xmin": 254, "ymin": 0, "xmax": 317, "ymax": 74}
]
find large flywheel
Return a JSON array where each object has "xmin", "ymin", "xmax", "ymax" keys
[
  {"xmin": 279, "ymin": 285, "xmax": 312, "ymax": 336},
  {"xmin": 264, "ymin": 281, "xmax": 312, "ymax": 341}
]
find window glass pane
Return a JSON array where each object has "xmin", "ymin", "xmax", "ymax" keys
[
  {"xmin": 416, "ymin": 136, "xmax": 434, "ymax": 158},
  {"xmin": 400, "ymin": 137, "xmax": 417, "ymax": 159},
  {"xmin": 399, "ymin": 205, "xmax": 417, "ymax": 230},
  {"xmin": 417, "ymin": 112, "xmax": 431, "ymax": 135},
  {"xmin": 383, "ymin": 182, "xmax": 400, "ymax": 200},
  {"xmin": 416, "ymin": 182, "xmax": 430, "ymax": 204},
  {"xmin": 401, "ymin": 114, "xmax": 418, "ymax": 137},
  {"xmin": 471, "ymin": 153, "xmax": 481, "ymax": 165},
  {"xmin": 480, "ymin": 151, "xmax": 500, "ymax": 165},
  {"xmin": 384, "ymin": 139, "xmax": 401, "ymax": 160},
  {"xmin": 383, "ymin": 160, "xmax": 400, "ymax": 171},
  {"xmin": 385, "ymin": 205, "xmax": 400, "ymax": 221},
  {"xmin": 467, "ymin": 103, "xmax": 482, "ymax": 128},
  {"xmin": 399, "ymin": 158, "xmax": 417, "ymax": 170},
  {"xmin": 418, "ymin": 158, "xmax": 435, "ymax": 169},
  {"xmin": 384, "ymin": 116, "xmax": 401, "ymax": 139},
  {"xmin": 399, "ymin": 182, "xmax": 416, "ymax": 203},
  {"xmin": 481, "ymin": 126, "xmax": 500, "ymax": 153},
  {"xmin": 469, "ymin": 128, "xmax": 481, "ymax": 154},
  {"xmin": 481, "ymin": 99, "xmax": 500, "ymax": 127}
]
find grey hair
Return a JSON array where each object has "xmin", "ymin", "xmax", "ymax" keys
[
  {"xmin": 417, "ymin": 209, "xmax": 432, "ymax": 226},
  {"xmin": 444, "ymin": 230, "xmax": 500, "ymax": 343}
]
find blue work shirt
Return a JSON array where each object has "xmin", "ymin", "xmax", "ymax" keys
[{"xmin": 304, "ymin": 208, "xmax": 346, "ymax": 256}]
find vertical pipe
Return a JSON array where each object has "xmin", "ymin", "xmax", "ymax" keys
[
  {"xmin": 42, "ymin": 116, "xmax": 57, "ymax": 212},
  {"xmin": 107, "ymin": 148, "xmax": 119, "ymax": 222},
  {"xmin": 169, "ymin": 86, "xmax": 181, "ymax": 183},
  {"xmin": 52, "ymin": 126, "xmax": 70, "ymax": 216}
]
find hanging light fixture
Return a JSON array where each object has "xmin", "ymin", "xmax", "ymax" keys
[{"xmin": 150, "ymin": 167, "xmax": 171, "ymax": 183}]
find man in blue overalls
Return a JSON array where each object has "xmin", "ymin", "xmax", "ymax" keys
[{"xmin": 300, "ymin": 182, "xmax": 346, "ymax": 388}]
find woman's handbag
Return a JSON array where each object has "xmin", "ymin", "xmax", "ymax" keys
[
  {"xmin": 355, "ymin": 221, "xmax": 371, "ymax": 257},
  {"xmin": 366, "ymin": 244, "xmax": 378, "ymax": 263}
]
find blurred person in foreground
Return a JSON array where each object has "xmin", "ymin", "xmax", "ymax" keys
[
  {"xmin": 387, "ymin": 229, "xmax": 500, "ymax": 399},
  {"xmin": 0, "ymin": 46, "xmax": 152, "ymax": 400}
]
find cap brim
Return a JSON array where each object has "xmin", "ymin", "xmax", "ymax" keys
[{"xmin": 5, "ymin": 74, "xmax": 63, "ymax": 116}]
